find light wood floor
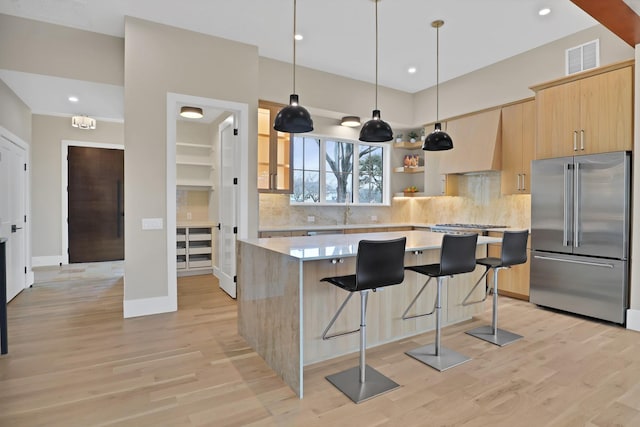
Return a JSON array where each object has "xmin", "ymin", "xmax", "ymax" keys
[{"xmin": 2, "ymin": 275, "xmax": 640, "ymax": 426}]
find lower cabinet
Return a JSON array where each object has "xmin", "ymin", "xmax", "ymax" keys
[
  {"xmin": 177, "ymin": 225, "xmax": 213, "ymax": 276},
  {"xmin": 487, "ymin": 231, "xmax": 530, "ymax": 300}
]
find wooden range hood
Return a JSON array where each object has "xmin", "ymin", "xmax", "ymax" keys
[{"xmin": 438, "ymin": 108, "xmax": 502, "ymax": 174}]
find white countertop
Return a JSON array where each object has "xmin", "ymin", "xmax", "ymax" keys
[
  {"xmin": 240, "ymin": 230, "xmax": 501, "ymax": 261},
  {"xmin": 259, "ymin": 222, "xmax": 422, "ymax": 232}
]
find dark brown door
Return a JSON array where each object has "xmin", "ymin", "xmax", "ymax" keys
[{"xmin": 68, "ymin": 146, "xmax": 124, "ymax": 263}]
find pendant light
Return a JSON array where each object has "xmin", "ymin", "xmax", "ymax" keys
[
  {"xmin": 359, "ymin": 0, "xmax": 393, "ymax": 143},
  {"xmin": 422, "ymin": 20, "xmax": 453, "ymax": 151},
  {"xmin": 274, "ymin": 0, "xmax": 314, "ymax": 133}
]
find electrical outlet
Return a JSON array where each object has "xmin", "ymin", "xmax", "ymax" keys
[
  {"xmin": 371, "ymin": 215, "xmax": 377, "ymax": 222},
  {"xmin": 186, "ymin": 212, "xmax": 192, "ymax": 220},
  {"xmin": 307, "ymin": 216, "xmax": 315, "ymax": 223}
]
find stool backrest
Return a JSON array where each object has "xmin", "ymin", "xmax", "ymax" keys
[
  {"xmin": 356, "ymin": 237, "xmax": 406, "ymax": 291},
  {"xmin": 439, "ymin": 233, "xmax": 478, "ymax": 276},
  {"xmin": 500, "ymin": 230, "xmax": 529, "ymax": 267}
]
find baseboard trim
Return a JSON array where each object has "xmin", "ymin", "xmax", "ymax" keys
[
  {"xmin": 626, "ymin": 309, "xmax": 640, "ymax": 332},
  {"xmin": 123, "ymin": 295, "xmax": 177, "ymax": 318},
  {"xmin": 32, "ymin": 256, "xmax": 64, "ymax": 267}
]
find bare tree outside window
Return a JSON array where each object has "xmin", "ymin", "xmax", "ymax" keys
[{"xmin": 291, "ymin": 136, "xmax": 385, "ymax": 204}]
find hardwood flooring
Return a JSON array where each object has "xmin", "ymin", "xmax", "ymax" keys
[{"xmin": 2, "ymin": 274, "xmax": 640, "ymax": 426}]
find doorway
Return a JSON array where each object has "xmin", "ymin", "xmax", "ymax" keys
[
  {"xmin": 0, "ymin": 129, "xmax": 30, "ymax": 302},
  {"xmin": 67, "ymin": 146, "xmax": 124, "ymax": 263},
  {"xmin": 61, "ymin": 141, "xmax": 125, "ymax": 264},
  {"xmin": 166, "ymin": 93, "xmax": 249, "ymax": 310}
]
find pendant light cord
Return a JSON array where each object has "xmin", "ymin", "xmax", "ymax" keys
[
  {"xmin": 435, "ymin": 24, "xmax": 439, "ymax": 121},
  {"xmin": 375, "ymin": 0, "xmax": 379, "ymax": 109},
  {"xmin": 292, "ymin": 0, "xmax": 297, "ymax": 94}
]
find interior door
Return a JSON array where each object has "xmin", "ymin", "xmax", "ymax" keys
[
  {"xmin": 0, "ymin": 136, "xmax": 27, "ymax": 302},
  {"xmin": 215, "ymin": 117, "xmax": 238, "ymax": 298},
  {"xmin": 68, "ymin": 146, "xmax": 124, "ymax": 263}
]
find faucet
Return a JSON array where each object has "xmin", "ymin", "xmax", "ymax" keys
[{"xmin": 343, "ymin": 196, "xmax": 351, "ymax": 225}]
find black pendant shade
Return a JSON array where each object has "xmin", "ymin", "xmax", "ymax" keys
[
  {"xmin": 275, "ymin": 0, "xmax": 313, "ymax": 134},
  {"xmin": 359, "ymin": 109, "xmax": 393, "ymax": 142},
  {"xmin": 423, "ymin": 19, "xmax": 453, "ymax": 151},
  {"xmin": 274, "ymin": 94, "xmax": 314, "ymax": 133},
  {"xmin": 422, "ymin": 122, "xmax": 453, "ymax": 151}
]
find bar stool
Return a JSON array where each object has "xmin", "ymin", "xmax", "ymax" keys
[
  {"xmin": 321, "ymin": 237, "xmax": 406, "ymax": 403},
  {"xmin": 464, "ymin": 230, "xmax": 528, "ymax": 346},
  {"xmin": 402, "ymin": 233, "xmax": 478, "ymax": 371}
]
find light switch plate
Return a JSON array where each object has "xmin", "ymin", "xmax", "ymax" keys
[
  {"xmin": 307, "ymin": 216, "xmax": 315, "ymax": 223},
  {"xmin": 142, "ymin": 218, "xmax": 163, "ymax": 230}
]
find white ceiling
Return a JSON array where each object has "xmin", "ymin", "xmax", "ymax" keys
[{"xmin": 1, "ymin": 0, "xmax": 601, "ymax": 122}]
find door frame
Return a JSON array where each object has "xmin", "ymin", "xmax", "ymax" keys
[
  {"xmin": 0, "ymin": 126, "xmax": 32, "ymax": 287},
  {"xmin": 166, "ymin": 93, "xmax": 249, "ymax": 310},
  {"xmin": 61, "ymin": 140, "xmax": 125, "ymax": 265}
]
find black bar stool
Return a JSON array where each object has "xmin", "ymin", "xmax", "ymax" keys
[
  {"xmin": 464, "ymin": 230, "xmax": 528, "ymax": 346},
  {"xmin": 402, "ymin": 233, "xmax": 478, "ymax": 371},
  {"xmin": 321, "ymin": 237, "xmax": 406, "ymax": 403}
]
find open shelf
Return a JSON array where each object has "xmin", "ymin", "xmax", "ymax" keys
[
  {"xmin": 393, "ymin": 141, "xmax": 423, "ymax": 149},
  {"xmin": 394, "ymin": 166, "xmax": 425, "ymax": 174}
]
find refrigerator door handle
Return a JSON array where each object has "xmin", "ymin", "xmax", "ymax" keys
[
  {"xmin": 574, "ymin": 162, "xmax": 580, "ymax": 248},
  {"xmin": 563, "ymin": 164, "xmax": 570, "ymax": 247},
  {"xmin": 533, "ymin": 255, "xmax": 615, "ymax": 269}
]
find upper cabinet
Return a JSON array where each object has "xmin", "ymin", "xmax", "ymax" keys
[
  {"xmin": 533, "ymin": 61, "xmax": 633, "ymax": 159},
  {"xmin": 439, "ymin": 108, "xmax": 502, "ymax": 174},
  {"xmin": 501, "ymin": 100, "xmax": 535, "ymax": 195},
  {"xmin": 258, "ymin": 100, "xmax": 293, "ymax": 193}
]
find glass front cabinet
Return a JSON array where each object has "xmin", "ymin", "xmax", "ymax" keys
[{"xmin": 258, "ymin": 100, "xmax": 292, "ymax": 193}]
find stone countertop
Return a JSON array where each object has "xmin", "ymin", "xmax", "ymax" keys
[
  {"xmin": 239, "ymin": 230, "xmax": 500, "ymax": 261},
  {"xmin": 177, "ymin": 221, "xmax": 217, "ymax": 227},
  {"xmin": 259, "ymin": 223, "xmax": 431, "ymax": 232}
]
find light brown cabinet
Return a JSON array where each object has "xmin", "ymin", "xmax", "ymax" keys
[
  {"xmin": 534, "ymin": 63, "xmax": 632, "ymax": 159},
  {"xmin": 501, "ymin": 100, "xmax": 535, "ymax": 195},
  {"xmin": 258, "ymin": 100, "xmax": 292, "ymax": 193},
  {"xmin": 486, "ymin": 231, "xmax": 530, "ymax": 300}
]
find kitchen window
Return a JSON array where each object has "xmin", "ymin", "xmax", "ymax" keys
[{"xmin": 290, "ymin": 136, "xmax": 389, "ymax": 205}]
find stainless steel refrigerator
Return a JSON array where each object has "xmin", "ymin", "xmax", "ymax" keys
[{"xmin": 530, "ymin": 151, "xmax": 630, "ymax": 324}]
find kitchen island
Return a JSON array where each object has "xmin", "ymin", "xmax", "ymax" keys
[{"xmin": 237, "ymin": 230, "xmax": 500, "ymax": 397}]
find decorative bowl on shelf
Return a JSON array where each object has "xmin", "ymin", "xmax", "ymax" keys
[{"xmin": 403, "ymin": 186, "xmax": 419, "ymax": 196}]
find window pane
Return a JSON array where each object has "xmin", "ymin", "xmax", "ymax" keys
[
  {"xmin": 304, "ymin": 171, "xmax": 320, "ymax": 202},
  {"xmin": 292, "ymin": 136, "xmax": 304, "ymax": 169},
  {"xmin": 291, "ymin": 136, "xmax": 320, "ymax": 203},
  {"xmin": 304, "ymin": 138, "xmax": 320, "ymax": 170},
  {"xmin": 325, "ymin": 140, "xmax": 353, "ymax": 203},
  {"xmin": 358, "ymin": 144, "xmax": 383, "ymax": 203}
]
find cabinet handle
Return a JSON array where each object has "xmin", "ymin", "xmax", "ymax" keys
[
  {"xmin": 573, "ymin": 131, "xmax": 578, "ymax": 151},
  {"xmin": 330, "ymin": 258, "xmax": 344, "ymax": 264},
  {"xmin": 521, "ymin": 173, "xmax": 526, "ymax": 191},
  {"xmin": 516, "ymin": 174, "xmax": 521, "ymax": 191},
  {"xmin": 580, "ymin": 130, "xmax": 585, "ymax": 151}
]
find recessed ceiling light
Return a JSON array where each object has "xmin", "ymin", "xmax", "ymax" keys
[
  {"xmin": 408, "ymin": 67, "xmax": 417, "ymax": 74},
  {"xmin": 539, "ymin": 7, "xmax": 551, "ymax": 16},
  {"xmin": 294, "ymin": 34, "xmax": 303, "ymax": 41},
  {"xmin": 68, "ymin": 96, "xmax": 79, "ymax": 102}
]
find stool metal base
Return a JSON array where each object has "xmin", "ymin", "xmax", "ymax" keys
[
  {"xmin": 325, "ymin": 365, "xmax": 400, "ymax": 404},
  {"xmin": 406, "ymin": 343, "xmax": 471, "ymax": 372},
  {"xmin": 466, "ymin": 325, "xmax": 522, "ymax": 347}
]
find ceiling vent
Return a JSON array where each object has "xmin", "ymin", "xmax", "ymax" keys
[{"xmin": 566, "ymin": 39, "xmax": 599, "ymax": 75}]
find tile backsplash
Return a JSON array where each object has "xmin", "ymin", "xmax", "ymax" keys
[{"xmin": 259, "ymin": 172, "xmax": 531, "ymax": 230}]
